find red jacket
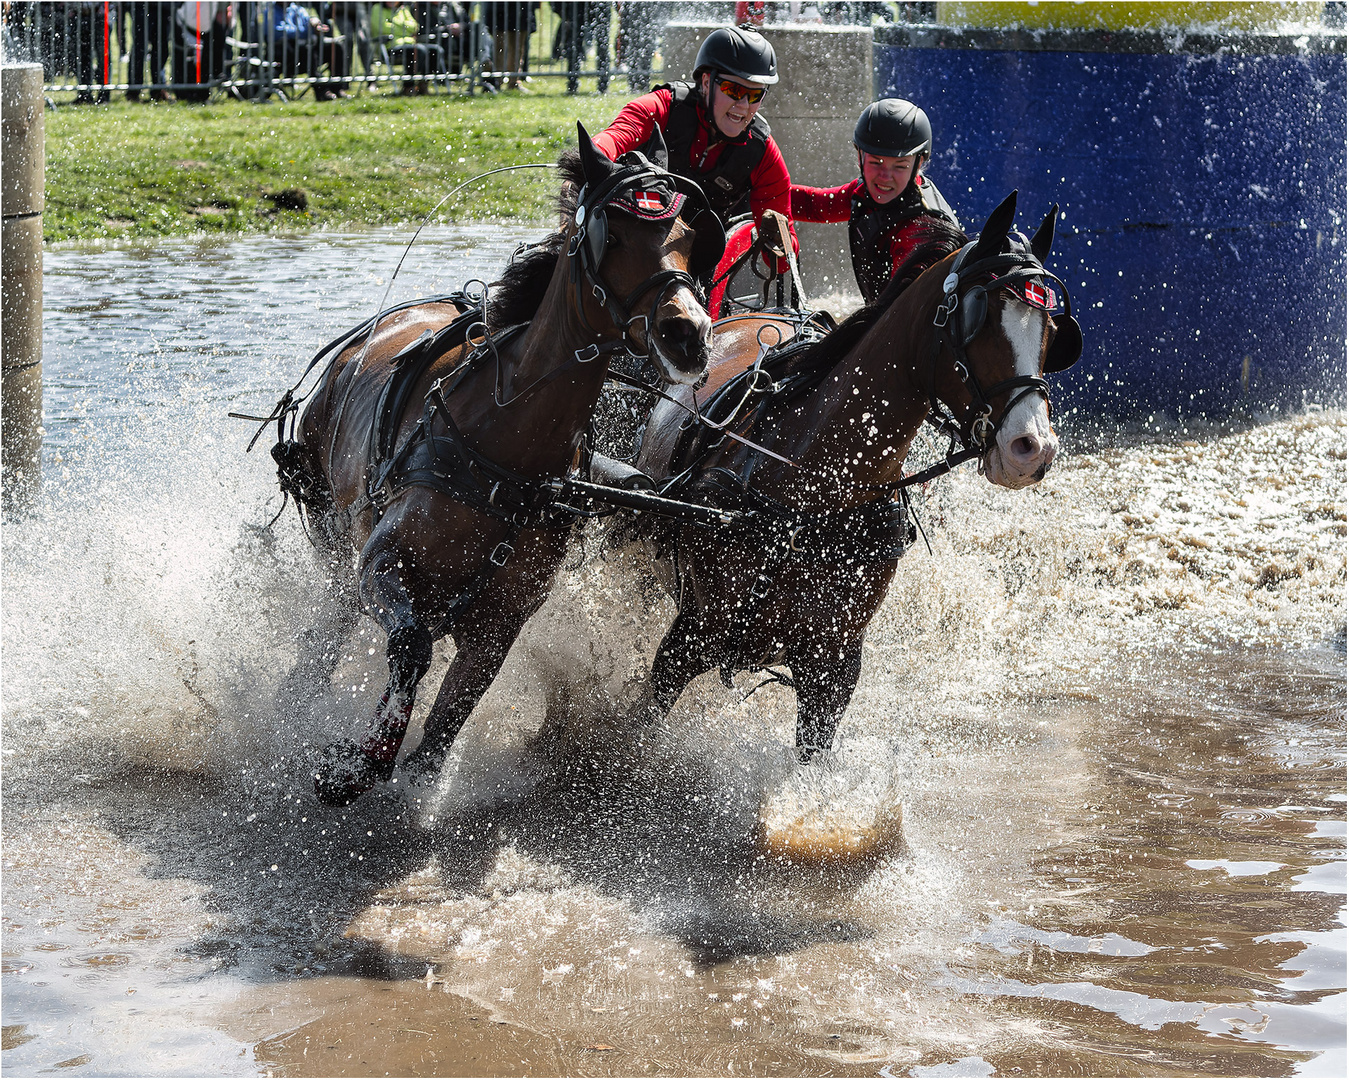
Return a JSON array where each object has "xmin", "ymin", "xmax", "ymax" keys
[
  {"xmin": 791, "ymin": 174, "xmax": 954, "ymax": 302},
  {"xmin": 594, "ymin": 86, "xmax": 798, "ymax": 258}
]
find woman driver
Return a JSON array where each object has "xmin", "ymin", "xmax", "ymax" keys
[
  {"xmin": 790, "ymin": 98, "xmax": 960, "ymax": 304},
  {"xmin": 592, "ymin": 25, "xmax": 799, "ymax": 308}
]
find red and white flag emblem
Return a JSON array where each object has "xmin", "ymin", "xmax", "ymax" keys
[
  {"xmin": 1024, "ymin": 281, "xmax": 1056, "ymax": 309},
  {"xmin": 634, "ymin": 191, "xmax": 664, "ymax": 212}
]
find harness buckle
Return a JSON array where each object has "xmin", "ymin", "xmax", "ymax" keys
[
  {"xmin": 574, "ymin": 343, "xmax": 601, "ymax": 364},
  {"xmin": 971, "ymin": 407, "xmax": 995, "ymax": 446},
  {"xmin": 490, "ymin": 541, "xmax": 514, "ymax": 567},
  {"xmin": 933, "ymin": 294, "xmax": 957, "ymax": 328},
  {"xmin": 591, "ymin": 281, "xmax": 608, "ymax": 305},
  {"xmin": 749, "ymin": 572, "xmax": 773, "ymax": 600}
]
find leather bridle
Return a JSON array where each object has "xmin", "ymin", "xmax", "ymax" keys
[
  {"xmin": 567, "ymin": 156, "xmax": 722, "ymax": 361},
  {"xmin": 925, "ymin": 238, "xmax": 1081, "ymax": 463}
]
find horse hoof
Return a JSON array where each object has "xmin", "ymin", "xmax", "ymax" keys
[
  {"xmin": 754, "ymin": 755, "xmax": 908, "ymax": 870},
  {"xmin": 398, "ymin": 743, "xmax": 447, "ymax": 788},
  {"xmin": 313, "ymin": 739, "xmax": 394, "ymax": 806}
]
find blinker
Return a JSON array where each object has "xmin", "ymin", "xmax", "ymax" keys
[
  {"xmin": 1044, "ymin": 313, "xmax": 1082, "ymax": 372},
  {"xmin": 959, "ymin": 289, "xmax": 987, "ymax": 347}
]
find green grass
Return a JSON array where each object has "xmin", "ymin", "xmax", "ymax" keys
[{"xmin": 43, "ymin": 83, "xmax": 638, "ymax": 243}]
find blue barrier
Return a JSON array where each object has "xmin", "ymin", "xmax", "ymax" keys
[{"xmin": 877, "ymin": 25, "xmax": 1346, "ymax": 420}]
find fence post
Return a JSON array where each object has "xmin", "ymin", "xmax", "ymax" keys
[{"xmin": 2, "ymin": 62, "xmax": 44, "ymax": 512}]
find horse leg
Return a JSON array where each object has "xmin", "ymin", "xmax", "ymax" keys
[
  {"xmin": 313, "ymin": 547, "xmax": 433, "ymax": 805},
  {"xmin": 789, "ymin": 645, "xmax": 863, "ymax": 764},
  {"xmin": 638, "ymin": 609, "xmax": 715, "ymax": 722},
  {"xmin": 399, "ymin": 606, "xmax": 531, "ymax": 781}
]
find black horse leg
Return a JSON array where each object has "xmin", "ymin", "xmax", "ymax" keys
[
  {"xmin": 641, "ymin": 609, "xmax": 714, "ymax": 721},
  {"xmin": 399, "ymin": 609, "xmax": 531, "ymax": 780},
  {"xmin": 790, "ymin": 645, "xmax": 863, "ymax": 764},
  {"xmin": 313, "ymin": 548, "xmax": 433, "ymax": 804}
]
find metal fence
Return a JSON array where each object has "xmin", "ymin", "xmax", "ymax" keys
[{"xmin": 1, "ymin": 2, "xmax": 671, "ymax": 102}]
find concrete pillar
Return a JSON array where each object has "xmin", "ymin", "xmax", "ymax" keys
[
  {"xmin": 662, "ymin": 22, "xmax": 873, "ymax": 302},
  {"xmin": 2, "ymin": 63, "xmax": 44, "ymax": 510}
]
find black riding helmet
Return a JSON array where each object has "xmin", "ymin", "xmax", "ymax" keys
[
  {"xmin": 693, "ymin": 26, "xmax": 779, "ymax": 85},
  {"xmin": 853, "ymin": 98, "xmax": 933, "ymax": 160}
]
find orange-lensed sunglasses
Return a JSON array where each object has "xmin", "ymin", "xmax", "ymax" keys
[{"xmin": 714, "ymin": 77, "xmax": 766, "ymax": 104}]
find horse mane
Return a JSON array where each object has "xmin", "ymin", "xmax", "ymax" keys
[
  {"xmin": 484, "ymin": 151, "xmax": 586, "ymax": 331},
  {"xmin": 776, "ymin": 215, "xmax": 968, "ymax": 386}
]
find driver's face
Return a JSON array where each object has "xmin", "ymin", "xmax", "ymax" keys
[
  {"xmin": 861, "ymin": 153, "xmax": 918, "ymax": 204},
  {"xmin": 701, "ymin": 72, "xmax": 765, "ymax": 139}
]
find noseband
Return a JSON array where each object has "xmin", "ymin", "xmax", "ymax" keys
[
  {"xmin": 567, "ymin": 161, "xmax": 715, "ymax": 359},
  {"xmin": 928, "ymin": 240, "xmax": 1078, "ymax": 455}
]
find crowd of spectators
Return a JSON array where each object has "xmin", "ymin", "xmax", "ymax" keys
[
  {"xmin": 2, "ymin": 1, "xmax": 674, "ymax": 102},
  {"xmin": 0, "ymin": 3, "xmax": 905, "ymax": 104}
]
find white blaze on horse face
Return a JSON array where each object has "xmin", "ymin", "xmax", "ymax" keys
[{"xmin": 985, "ymin": 304, "xmax": 1059, "ymax": 489}]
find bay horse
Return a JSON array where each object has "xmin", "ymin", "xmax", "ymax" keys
[
  {"xmin": 632, "ymin": 191, "xmax": 1083, "ymax": 763},
  {"xmin": 271, "ymin": 126, "xmax": 723, "ymax": 804}
]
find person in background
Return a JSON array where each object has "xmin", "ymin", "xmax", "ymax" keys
[
  {"xmin": 172, "ymin": 1, "xmax": 234, "ymax": 102},
  {"xmin": 265, "ymin": 2, "xmax": 349, "ymax": 98},
  {"xmin": 478, "ymin": 0, "xmax": 534, "ymax": 90},
  {"xmin": 553, "ymin": 1, "xmax": 608, "ymax": 95},
  {"xmin": 790, "ymin": 97, "xmax": 959, "ymax": 304},
  {"xmin": 371, "ymin": 1, "xmax": 443, "ymax": 92},
  {"xmin": 411, "ymin": 2, "xmax": 474, "ymax": 76},
  {"xmin": 327, "ymin": 1, "xmax": 371, "ymax": 76},
  {"xmin": 614, "ymin": 0, "xmax": 656, "ymax": 91},
  {"xmin": 70, "ymin": 0, "xmax": 111, "ymax": 104},
  {"xmin": 125, "ymin": 1, "xmax": 175, "ymax": 100}
]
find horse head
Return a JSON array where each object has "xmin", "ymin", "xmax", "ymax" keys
[
  {"xmin": 569, "ymin": 123, "xmax": 721, "ymax": 385},
  {"xmin": 931, "ymin": 190, "xmax": 1082, "ymax": 489}
]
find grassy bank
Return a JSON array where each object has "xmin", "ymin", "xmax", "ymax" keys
[{"xmin": 43, "ymin": 84, "xmax": 637, "ymax": 243}]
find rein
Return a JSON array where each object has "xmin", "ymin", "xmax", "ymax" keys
[{"xmin": 618, "ymin": 237, "xmax": 1076, "ymax": 515}]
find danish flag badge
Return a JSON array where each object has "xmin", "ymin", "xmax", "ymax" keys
[
  {"xmin": 634, "ymin": 191, "xmax": 665, "ymax": 212},
  {"xmin": 1024, "ymin": 280, "xmax": 1057, "ymax": 310}
]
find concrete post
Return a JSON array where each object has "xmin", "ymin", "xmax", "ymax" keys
[
  {"xmin": 2, "ymin": 62, "xmax": 44, "ymax": 510},
  {"xmin": 662, "ymin": 22, "xmax": 873, "ymax": 302}
]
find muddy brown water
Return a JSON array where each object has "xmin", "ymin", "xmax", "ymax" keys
[{"xmin": 2, "ymin": 229, "xmax": 1343, "ymax": 1077}]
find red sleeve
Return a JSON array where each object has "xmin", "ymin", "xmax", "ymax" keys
[
  {"xmin": 592, "ymin": 89, "xmax": 673, "ymax": 161},
  {"xmin": 789, "ymin": 179, "xmax": 857, "ymax": 223},
  {"xmin": 887, "ymin": 217, "xmax": 931, "ymax": 277},
  {"xmin": 748, "ymin": 137, "xmax": 799, "ymax": 260}
]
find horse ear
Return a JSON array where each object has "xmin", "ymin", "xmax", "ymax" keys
[
  {"xmin": 576, "ymin": 122, "xmax": 613, "ymax": 188},
  {"xmin": 968, "ymin": 190, "xmax": 1019, "ymax": 264},
  {"xmin": 640, "ymin": 125, "xmax": 670, "ymax": 170},
  {"xmin": 1030, "ymin": 204, "xmax": 1058, "ymax": 263}
]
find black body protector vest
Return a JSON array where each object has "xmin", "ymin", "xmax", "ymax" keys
[
  {"xmin": 848, "ymin": 175, "xmax": 958, "ymax": 303},
  {"xmin": 659, "ymin": 82, "xmax": 770, "ymax": 223}
]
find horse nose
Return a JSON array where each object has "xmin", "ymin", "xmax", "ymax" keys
[
  {"xmin": 1007, "ymin": 432, "xmax": 1048, "ymax": 470},
  {"xmin": 658, "ymin": 310, "xmax": 711, "ymax": 360}
]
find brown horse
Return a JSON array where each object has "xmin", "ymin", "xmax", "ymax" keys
[
  {"xmin": 632, "ymin": 190, "xmax": 1082, "ymax": 762},
  {"xmin": 272, "ymin": 126, "xmax": 723, "ymax": 804}
]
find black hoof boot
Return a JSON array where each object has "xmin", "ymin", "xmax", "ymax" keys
[{"xmin": 313, "ymin": 739, "xmax": 396, "ymax": 805}]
